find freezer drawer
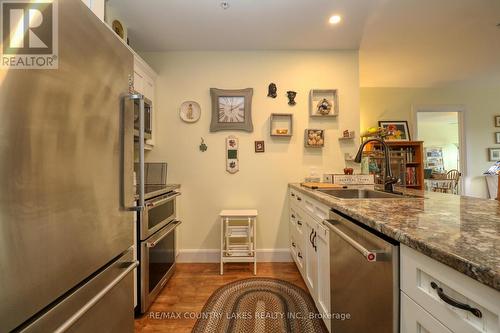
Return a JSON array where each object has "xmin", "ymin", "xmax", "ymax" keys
[{"xmin": 19, "ymin": 248, "xmax": 137, "ymax": 333}]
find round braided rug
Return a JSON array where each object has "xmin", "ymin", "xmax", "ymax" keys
[{"xmin": 192, "ymin": 278, "xmax": 328, "ymax": 333}]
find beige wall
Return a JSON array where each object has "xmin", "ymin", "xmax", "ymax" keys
[
  {"xmin": 142, "ymin": 51, "xmax": 360, "ymax": 252},
  {"xmin": 417, "ymin": 113, "xmax": 459, "ymax": 172},
  {"xmin": 361, "ymin": 87, "xmax": 500, "ymax": 198}
]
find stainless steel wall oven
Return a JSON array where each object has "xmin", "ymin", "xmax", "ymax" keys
[
  {"xmin": 134, "ymin": 96, "xmax": 152, "ymax": 140},
  {"xmin": 137, "ymin": 191, "xmax": 181, "ymax": 313}
]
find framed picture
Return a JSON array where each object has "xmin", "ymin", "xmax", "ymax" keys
[
  {"xmin": 489, "ymin": 148, "xmax": 500, "ymax": 161},
  {"xmin": 495, "ymin": 132, "xmax": 500, "ymax": 144},
  {"xmin": 495, "ymin": 116, "xmax": 500, "ymax": 127},
  {"xmin": 254, "ymin": 141, "xmax": 265, "ymax": 153},
  {"xmin": 210, "ymin": 88, "xmax": 253, "ymax": 132},
  {"xmin": 378, "ymin": 121, "xmax": 411, "ymax": 141},
  {"xmin": 304, "ymin": 129, "xmax": 325, "ymax": 148}
]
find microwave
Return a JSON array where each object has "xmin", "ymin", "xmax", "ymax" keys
[{"xmin": 134, "ymin": 95, "xmax": 152, "ymax": 140}]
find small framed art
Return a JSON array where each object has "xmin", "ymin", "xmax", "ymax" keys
[
  {"xmin": 495, "ymin": 116, "xmax": 500, "ymax": 127},
  {"xmin": 378, "ymin": 121, "xmax": 411, "ymax": 141},
  {"xmin": 304, "ymin": 129, "xmax": 325, "ymax": 148},
  {"xmin": 488, "ymin": 148, "xmax": 500, "ymax": 162},
  {"xmin": 495, "ymin": 132, "xmax": 500, "ymax": 144},
  {"xmin": 254, "ymin": 141, "xmax": 265, "ymax": 153},
  {"xmin": 489, "ymin": 148, "xmax": 500, "ymax": 161}
]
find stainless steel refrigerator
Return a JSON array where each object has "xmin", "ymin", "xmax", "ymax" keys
[{"xmin": 0, "ymin": 0, "xmax": 138, "ymax": 331}]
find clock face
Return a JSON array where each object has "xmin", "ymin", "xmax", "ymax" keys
[{"xmin": 218, "ymin": 96, "xmax": 245, "ymax": 123}]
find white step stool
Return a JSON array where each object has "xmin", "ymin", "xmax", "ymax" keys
[{"xmin": 220, "ymin": 210, "xmax": 257, "ymax": 275}]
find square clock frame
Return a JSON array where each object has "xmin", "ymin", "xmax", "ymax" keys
[{"xmin": 210, "ymin": 88, "xmax": 254, "ymax": 132}]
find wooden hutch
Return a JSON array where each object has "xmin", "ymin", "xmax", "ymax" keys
[{"xmin": 365, "ymin": 141, "xmax": 425, "ymax": 190}]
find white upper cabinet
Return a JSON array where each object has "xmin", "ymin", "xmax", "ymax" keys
[{"xmin": 81, "ymin": 0, "xmax": 105, "ymax": 21}]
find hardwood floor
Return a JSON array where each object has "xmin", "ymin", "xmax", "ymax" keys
[{"xmin": 134, "ymin": 262, "xmax": 306, "ymax": 333}]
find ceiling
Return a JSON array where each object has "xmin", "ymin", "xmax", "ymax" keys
[
  {"xmin": 108, "ymin": 0, "xmax": 500, "ymax": 87},
  {"xmin": 107, "ymin": 0, "xmax": 378, "ymax": 51},
  {"xmin": 359, "ymin": 0, "xmax": 500, "ymax": 87}
]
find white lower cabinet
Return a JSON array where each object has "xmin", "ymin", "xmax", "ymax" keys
[
  {"xmin": 289, "ymin": 190, "xmax": 331, "ymax": 332},
  {"xmin": 315, "ymin": 222, "xmax": 330, "ymax": 325},
  {"xmin": 401, "ymin": 292, "xmax": 453, "ymax": 333},
  {"xmin": 305, "ymin": 219, "xmax": 318, "ymax": 296},
  {"xmin": 401, "ymin": 245, "xmax": 500, "ymax": 333}
]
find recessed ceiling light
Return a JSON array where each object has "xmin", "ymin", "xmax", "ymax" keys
[{"xmin": 329, "ymin": 15, "xmax": 342, "ymax": 25}]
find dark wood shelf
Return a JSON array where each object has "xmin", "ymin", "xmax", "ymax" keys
[{"xmin": 365, "ymin": 140, "xmax": 424, "ymax": 190}]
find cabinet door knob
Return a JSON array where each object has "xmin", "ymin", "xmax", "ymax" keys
[
  {"xmin": 297, "ymin": 221, "xmax": 302, "ymax": 226},
  {"xmin": 292, "ymin": 242, "xmax": 296, "ymax": 247},
  {"xmin": 298, "ymin": 252, "xmax": 303, "ymax": 259},
  {"xmin": 291, "ymin": 214, "xmax": 296, "ymax": 219}
]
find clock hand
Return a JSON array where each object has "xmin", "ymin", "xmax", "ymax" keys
[{"xmin": 230, "ymin": 103, "xmax": 243, "ymax": 111}]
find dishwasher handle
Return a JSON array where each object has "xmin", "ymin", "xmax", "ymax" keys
[{"xmin": 325, "ymin": 221, "xmax": 381, "ymax": 262}]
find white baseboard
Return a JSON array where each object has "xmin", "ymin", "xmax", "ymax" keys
[{"xmin": 177, "ymin": 248, "xmax": 292, "ymax": 263}]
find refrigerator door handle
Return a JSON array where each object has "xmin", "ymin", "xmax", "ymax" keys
[
  {"xmin": 128, "ymin": 93, "xmax": 145, "ymax": 211},
  {"xmin": 53, "ymin": 260, "xmax": 138, "ymax": 333}
]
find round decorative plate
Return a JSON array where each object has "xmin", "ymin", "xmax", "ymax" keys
[{"xmin": 180, "ymin": 101, "xmax": 201, "ymax": 123}]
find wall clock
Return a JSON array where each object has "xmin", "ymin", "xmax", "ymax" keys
[
  {"xmin": 180, "ymin": 101, "xmax": 201, "ymax": 123},
  {"xmin": 210, "ymin": 88, "xmax": 253, "ymax": 132}
]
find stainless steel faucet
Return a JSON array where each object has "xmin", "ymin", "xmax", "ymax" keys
[{"xmin": 354, "ymin": 138, "xmax": 399, "ymax": 192}]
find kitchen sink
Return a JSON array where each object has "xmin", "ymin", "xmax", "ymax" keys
[{"xmin": 317, "ymin": 188, "xmax": 423, "ymax": 199}]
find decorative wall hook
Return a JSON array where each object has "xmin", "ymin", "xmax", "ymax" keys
[
  {"xmin": 267, "ymin": 83, "xmax": 277, "ymax": 98},
  {"xmin": 286, "ymin": 91, "xmax": 297, "ymax": 106},
  {"xmin": 199, "ymin": 137, "xmax": 208, "ymax": 152}
]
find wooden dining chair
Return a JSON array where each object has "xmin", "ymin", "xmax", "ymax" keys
[
  {"xmin": 446, "ymin": 169, "xmax": 461, "ymax": 194},
  {"xmin": 497, "ymin": 175, "xmax": 500, "ymax": 201}
]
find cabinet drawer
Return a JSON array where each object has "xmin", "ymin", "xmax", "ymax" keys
[
  {"xmin": 290, "ymin": 235, "xmax": 298, "ymax": 258},
  {"xmin": 295, "ymin": 242, "xmax": 305, "ymax": 275},
  {"xmin": 401, "ymin": 245, "xmax": 500, "ymax": 333},
  {"xmin": 292, "ymin": 208, "xmax": 305, "ymax": 240},
  {"xmin": 303, "ymin": 195, "xmax": 330, "ymax": 223},
  {"xmin": 401, "ymin": 292, "xmax": 453, "ymax": 333},
  {"xmin": 290, "ymin": 189, "xmax": 305, "ymax": 208}
]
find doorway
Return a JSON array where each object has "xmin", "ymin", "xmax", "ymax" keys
[{"xmin": 413, "ymin": 105, "xmax": 466, "ymax": 194}]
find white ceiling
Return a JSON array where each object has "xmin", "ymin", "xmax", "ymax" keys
[
  {"xmin": 359, "ymin": 0, "xmax": 500, "ymax": 87},
  {"xmin": 108, "ymin": 0, "xmax": 500, "ymax": 87},
  {"xmin": 107, "ymin": 0, "xmax": 378, "ymax": 51}
]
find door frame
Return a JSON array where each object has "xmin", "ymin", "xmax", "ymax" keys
[{"xmin": 411, "ymin": 104, "xmax": 467, "ymax": 194}]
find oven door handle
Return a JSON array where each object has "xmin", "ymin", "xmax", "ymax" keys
[
  {"xmin": 146, "ymin": 192, "xmax": 181, "ymax": 208},
  {"xmin": 146, "ymin": 220, "xmax": 182, "ymax": 248}
]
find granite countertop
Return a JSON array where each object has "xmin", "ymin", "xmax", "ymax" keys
[{"xmin": 289, "ymin": 183, "xmax": 500, "ymax": 292}]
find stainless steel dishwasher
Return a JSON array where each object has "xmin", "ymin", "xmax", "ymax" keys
[{"xmin": 324, "ymin": 209, "xmax": 399, "ymax": 333}]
